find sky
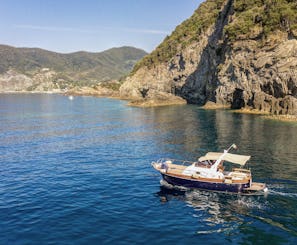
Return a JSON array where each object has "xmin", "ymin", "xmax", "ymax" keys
[{"xmin": 0, "ymin": 0, "xmax": 203, "ymax": 53}]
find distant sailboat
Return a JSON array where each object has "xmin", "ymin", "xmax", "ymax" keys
[{"xmin": 68, "ymin": 95, "xmax": 74, "ymax": 100}]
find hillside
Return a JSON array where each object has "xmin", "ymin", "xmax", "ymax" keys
[
  {"xmin": 120, "ymin": 0, "xmax": 297, "ymax": 115},
  {"xmin": 0, "ymin": 45, "xmax": 146, "ymax": 92}
]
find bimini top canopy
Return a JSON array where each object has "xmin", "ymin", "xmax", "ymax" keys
[{"xmin": 198, "ymin": 152, "xmax": 251, "ymax": 166}]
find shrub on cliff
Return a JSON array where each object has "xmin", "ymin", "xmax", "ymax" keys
[
  {"xmin": 133, "ymin": 0, "xmax": 297, "ymax": 74},
  {"xmin": 132, "ymin": 0, "xmax": 225, "ymax": 73},
  {"xmin": 224, "ymin": 0, "xmax": 297, "ymax": 41}
]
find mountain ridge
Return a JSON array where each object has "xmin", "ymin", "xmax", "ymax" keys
[{"xmin": 0, "ymin": 45, "xmax": 147, "ymax": 92}]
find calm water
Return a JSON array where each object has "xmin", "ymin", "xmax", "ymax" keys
[{"xmin": 0, "ymin": 94, "xmax": 297, "ymax": 244}]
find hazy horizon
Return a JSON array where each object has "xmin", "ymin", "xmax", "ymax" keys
[{"xmin": 0, "ymin": 0, "xmax": 202, "ymax": 53}]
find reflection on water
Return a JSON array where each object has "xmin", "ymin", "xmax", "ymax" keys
[
  {"xmin": 147, "ymin": 105, "xmax": 297, "ymax": 181},
  {"xmin": 157, "ymin": 181, "xmax": 297, "ymax": 242},
  {"xmin": 157, "ymin": 182, "xmax": 258, "ymax": 233}
]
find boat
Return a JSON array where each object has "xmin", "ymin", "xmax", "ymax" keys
[{"xmin": 152, "ymin": 144, "xmax": 268, "ymax": 194}]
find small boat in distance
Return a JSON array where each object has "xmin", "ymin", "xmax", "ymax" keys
[{"xmin": 152, "ymin": 144, "xmax": 268, "ymax": 194}]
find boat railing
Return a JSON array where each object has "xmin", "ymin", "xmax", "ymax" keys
[{"xmin": 155, "ymin": 158, "xmax": 194, "ymax": 166}]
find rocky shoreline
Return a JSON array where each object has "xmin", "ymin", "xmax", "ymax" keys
[
  {"xmin": 65, "ymin": 89, "xmax": 297, "ymax": 122},
  {"xmin": 65, "ymin": 87, "xmax": 119, "ymax": 98},
  {"xmin": 2, "ymin": 88, "xmax": 296, "ymax": 122},
  {"xmin": 262, "ymin": 114, "xmax": 297, "ymax": 122},
  {"xmin": 230, "ymin": 108, "xmax": 297, "ymax": 122},
  {"xmin": 127, "ymin": 96, "xmax": 186, "ymax": 107},
  {"xmin": 119, "ymin": 0, "xmax": 297, "ymax": 118}
]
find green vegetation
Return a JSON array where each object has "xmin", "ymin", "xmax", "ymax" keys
[
  {"xmin": 224, "ymin": 0, "xmax": 297, "ymax": 41},
  {"xmin": 132, "ymin": 0, "xmax": 225, "ymax": 73},
  {"xmin": 95, "ymin": 81, "xmax": 122, "ymax": 91},
  {"xmin": 132, "ymin": 0, "xmax": 297, "ymax": 75},
  {"xmin": 0, "ymin": 45, "xmax": 147, "ymax": 86}
]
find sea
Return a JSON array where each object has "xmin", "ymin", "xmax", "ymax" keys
[{"xmin": 0, "ymin": 94, "xmax": 296, "ymax": 244}]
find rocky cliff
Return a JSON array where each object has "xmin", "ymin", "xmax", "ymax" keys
[
  {"xmin": 0, "ymin": 68, "xmax": 62, "ymax": 92},
  {"xmin": 120, "ymin": 0, "xmax": 297, "ymax": 115},
  {"xmin": 0, "ymin": 45, "xmax": 147, "ymax": 92}
]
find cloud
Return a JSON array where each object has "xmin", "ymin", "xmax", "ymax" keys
[
  {"xmin": 13, "ymin": 24, "xmax": 97, "ymax": 34},
  {"xmin": 121, "ymin": 28, "xmax": 169, "ymax": 35},
  {"xmin": 13, "ymin": 24, "xmax": 169, "ymax": 35}
]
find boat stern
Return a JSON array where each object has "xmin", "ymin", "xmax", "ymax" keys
[{"xmin": 242, "ymin": 182, "xmax": 268, "ymax": 194}]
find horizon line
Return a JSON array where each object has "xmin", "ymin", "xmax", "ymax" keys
[{"xmin": 13, "ymin": 24, "xmax": 170, "ymax": 35}]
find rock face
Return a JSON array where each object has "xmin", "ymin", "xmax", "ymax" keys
[
  {"xmin": 216, "ymin": 38, "xmax": 297, "ymax": 115},
  {"xmin": 0, "ymin": 69, "xmax": 61, "ymax": 92},
  {"xmin": 120, "ymin": 0, "xmax": 297, "ymax": 115}
]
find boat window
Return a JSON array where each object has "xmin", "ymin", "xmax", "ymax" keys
[
  {"xmin": 208, "ymin": 160, "xmax": 214, "ymax": 165},
  {"xmin": 195, "ymin": 161, "xmax": 211, "ymax": 167}
]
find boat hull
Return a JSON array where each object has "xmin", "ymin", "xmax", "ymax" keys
[{"xmin": 162, "ymin": 173, "xmax": 250, "ymax": 193}]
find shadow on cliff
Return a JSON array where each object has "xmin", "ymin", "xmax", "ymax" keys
[{"xmin": 177, "ymin": 0, "xmax": 234, "ymax": 105}]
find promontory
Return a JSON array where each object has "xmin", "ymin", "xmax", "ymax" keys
[{"xmin": 120, "ymin": 0, "xmax": 297, "ymax": 115}]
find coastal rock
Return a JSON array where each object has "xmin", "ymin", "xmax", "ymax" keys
[
  {"xmin": 215, "ymin": 39, "xmax": 297, "ymax": 115},
  {"xmin": 67, "ymin": 80, "xmax": 121, "ymax": 97},
  {"xmin": 0, "ymin": 69, "xmax": 60, "ymax": 92},
  {"xmin": 120, "ymin": 0, "xmax": 297, "ymax": 115},
  {"xmin": 0, "ymin": 70, "xmax": 34, "ymax": 92},
  {"xmin": 127, "ymin": 91, "xmax": 186, "ymax": 107},
  {"xmin": 119, "ymin": 34, "xmax": 211, "ymax": 106}
]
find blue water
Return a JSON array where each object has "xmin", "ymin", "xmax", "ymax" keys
[{"xmin": 0, "ymin": 94, "xmax": 297, "ymax": 244}]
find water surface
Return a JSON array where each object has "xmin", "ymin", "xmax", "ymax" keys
[{"xmin": 0, "ymin": 94, "xmax": 296, "ymax": 244}]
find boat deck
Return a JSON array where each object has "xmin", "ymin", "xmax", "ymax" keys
[
  {"xmin": 153, "ymin": 161, "xmax": 251, "ymax": 184},
  {"xmin": 243, "ymin": 182, "xmax": 267, "ymax": 192}
]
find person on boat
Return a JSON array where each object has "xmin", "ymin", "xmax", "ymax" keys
[
  {"xmin": 218, "ymin": 161, "xmax": 224, "ymax": 171},
  {"xmin": 195, "ymin": 160, "xmax": 212, "ymax": 168},
  {"xmin": 161, "ymin": 161, "xmax": 169, "ymax": 171},
  {"xmin": 217, "ymin": 167, "xmax": 225, "ymax": 180}
]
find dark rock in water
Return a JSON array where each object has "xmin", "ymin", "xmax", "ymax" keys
[{"xmin": 231, "ymin": 89, "xmax": 245, "ymax": 109}]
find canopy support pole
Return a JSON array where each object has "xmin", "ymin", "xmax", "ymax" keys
[{"xmin": 210, "ymin": 144, "xmax": 237, "ymax": 172}]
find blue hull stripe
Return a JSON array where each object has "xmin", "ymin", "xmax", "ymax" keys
[{"xmin": 162, "ymin": 174, "xmax": 250, "ymax": 193}]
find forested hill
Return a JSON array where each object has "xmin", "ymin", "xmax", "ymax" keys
[{"xmin": 0, "ymin": 45, "xmax": 147, "ymax": 92}]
